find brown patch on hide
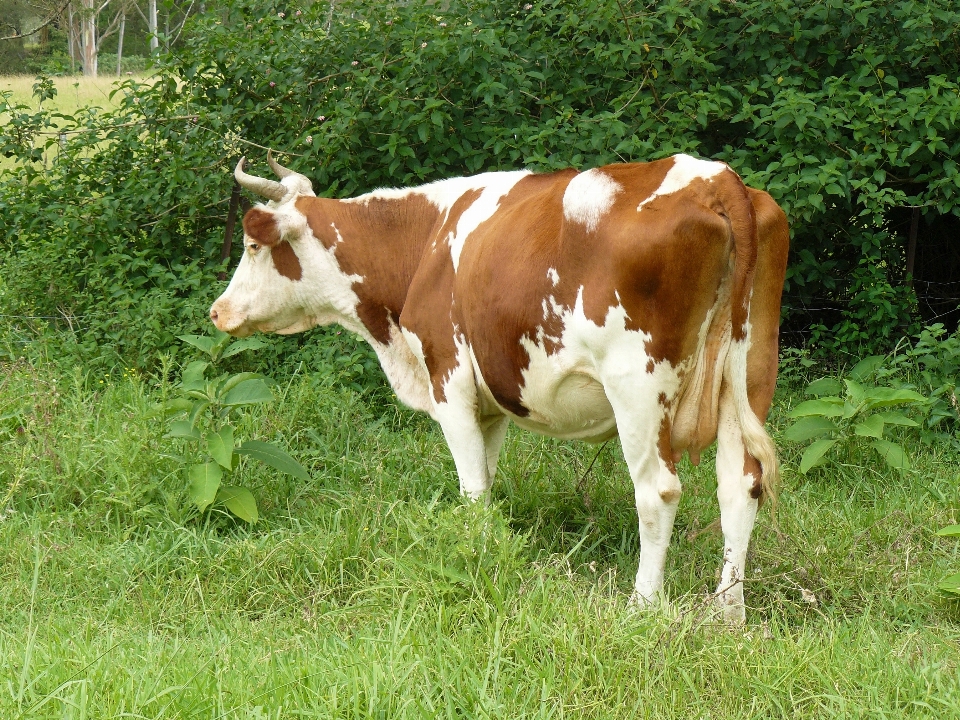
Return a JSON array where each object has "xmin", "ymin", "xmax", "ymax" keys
[
  {"xmin": 242, "ymin": 208, "xmax": 282, "ymax": 246},
  {"xmin": 296, "ymin": 194, "xmax": 441, "ymax": 345},
  {"xmin": 271, "ymin": 241, "xmax": 302, "ymax": 281},
  {"xmin": 455, "ymin": 170, "xmax": 579, "ymax": 416},
  {"xmin": 400, "ymin": 189, "xmax": 484, "ymax": 404}
]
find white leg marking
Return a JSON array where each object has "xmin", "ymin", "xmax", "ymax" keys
[
  {"xmin": 433, "ymin": 335, "xmax": 493, "ymax": 501},
  {"xmin": 481, "ymin": 415, "xmax": 510, "ymax": 480},
  {"xmin": 714, "ymin": 382, "xmax": 759, "ymax": 624},
  {"xmin": 598, "ymin": 334, "xmax": 682, "ymax": 606}
]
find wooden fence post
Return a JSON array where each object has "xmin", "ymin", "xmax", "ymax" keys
[{"xmin": 219, "ymin": 180, "xmax": 242, "ymax": 281}]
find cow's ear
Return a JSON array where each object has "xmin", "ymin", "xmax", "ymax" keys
[{"xmin": 242, "ymin": 208, "xmax": 282, "ymax": 247}]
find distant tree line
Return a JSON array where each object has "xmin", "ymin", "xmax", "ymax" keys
[{"xmin": 0, "ymin": 0, "xmax": 201, "ymax": 76}]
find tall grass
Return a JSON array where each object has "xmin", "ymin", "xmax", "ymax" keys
[{"xmin": 0, "ymin": 360, "xmax": 958, "ymax": 717}]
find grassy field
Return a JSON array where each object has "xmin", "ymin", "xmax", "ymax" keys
[
  {"xmin": 0, "ymin": 74, "xmax": 145, "ymax": 173},
  {"xmin": 0, "ymin": 74, "xmax": 131, "ymax": 115},
  {"xmin": 0, "ymin": 357, "xmax": 958, "ymax": 718}
]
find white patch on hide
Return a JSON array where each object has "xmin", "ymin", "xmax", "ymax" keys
[
  {"xmin": 512, "ymin": 287, "xmax": 680, "ymax": 443},
  {"xmin": 371, "ymin": 323, "xmax": 435, "ymax": 417},
  {"xmin": 562, "ymin": 169, "xmax": 622, "ymax": 232},
  {"xmin": 637, "ymin": 154, "xmax": 727, "ymax": 211},
  {"xmin": 546, "ymin": 268, "xmax": 560, "ymax": 286}
]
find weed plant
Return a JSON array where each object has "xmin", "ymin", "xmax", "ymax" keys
[{"xmin": 0, "ymin": 354, "xmax": 958, "ymax": 717}]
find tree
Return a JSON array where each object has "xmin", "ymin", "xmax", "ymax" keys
[{"xmin": 68, "ymin": 0, "xmax": 134, "ymax": 76}]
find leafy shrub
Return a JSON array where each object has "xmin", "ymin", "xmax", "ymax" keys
[
  {"xmin": 2, "ymin": 0, "xmax": 960, "ymax": 369},
  {"xmin": 785, "ymin": 357, "xmax": 928, "ymax": 473},
  {"xmin": 160, "ymin": 330, "xmax": 310, "ymax": 523}
]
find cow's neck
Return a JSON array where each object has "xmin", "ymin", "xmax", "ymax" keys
[{"xmin": 295, "ymin": 194, "xmax": 441, "ymax": 344}]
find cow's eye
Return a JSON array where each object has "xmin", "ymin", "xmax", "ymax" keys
[{"xmin": 248, "ymin": 243, "xmax": 260, "ymax": 253}]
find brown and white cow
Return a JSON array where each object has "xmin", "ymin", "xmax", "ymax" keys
[{"xmin": 211, "ymin": 151, "xmax": 789, "ymax": 622}]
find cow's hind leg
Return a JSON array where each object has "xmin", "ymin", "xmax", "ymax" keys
[
  {"xmin": 714, "ymin": 382, "xmax": 760, "ymax": 624},
  {"xmin": 602, "ymin": 367, "xmax": 681, "ymax": 606},
  {"xmin": 481, "ymin": 414, "xmax": 510, "ymax": 480}
]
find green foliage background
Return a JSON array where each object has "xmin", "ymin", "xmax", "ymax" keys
[{"xmin": 2, "ymin": 0, "xmax": 960, "ymax": 367}]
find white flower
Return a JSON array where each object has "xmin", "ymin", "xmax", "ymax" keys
[
  {"xmin": 305, "ymin": 135, "xmax": 313, "ymax": 144},
  {"xmin": 421, "ymin": 42, "xmax": 427, "ymax": 48},
  {"xmin": 351, "ymin": 60, "xmax": 359, "ymax": 66},
  {"xmin": 278, "ymin": 12, "xmax": 285, "ymax": 18}
]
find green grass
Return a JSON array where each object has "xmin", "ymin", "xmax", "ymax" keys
[{"xmin": 0, "ymin": 359, "xmax": 958, "ymax": 718}]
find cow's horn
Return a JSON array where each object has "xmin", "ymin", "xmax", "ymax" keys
[
  {"xmin": 267, "ymin": 149, "xmax": 295, "ymax": 179},
  {"xmin": 234, "ymin": 156, "xmax": 287, "ymax": 203},
  {"xmin": 267, "ymin": 149, "xmax": 314, "ymax": 195}
]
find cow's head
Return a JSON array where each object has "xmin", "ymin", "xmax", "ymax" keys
[{"xmin": 210, "ymin": 153, "xmax": 333, "ymax": 337}]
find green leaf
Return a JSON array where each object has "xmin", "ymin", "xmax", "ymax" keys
[
  {"xmin": 870, "ymin": 439, "xmax": 911, "ymax": 470},
  {"xmin": 161, "ymin": 398, "xmax": 194, "ymax": 416},
  {"xmin": 188, "ymin": 400, "xmax": 210, "ymax": 427},
  {"xmin": 217, "ymin": 485, "xmax": 259, "ymax": 523},
  {"xmin": 784, "ymin": 416, "xmax": 837, "ymax": 443},
  {"xmin": 222, "ymin": 379, "xmax": 274, "ymax": 406},
  {"xmin": 178, "ymin": 334, "xmax": 216, "ymax": 356},
  {"xmin": 936, "ymin": 525, "xmax": 960, "ymax": 538},
  {"xmin": 787, "ymin": 399, "xmax": 845, "ymax": 418},
  {"xmin": 805, "ymin": 378, "xmax": 843, "ymax": 397},
  {"xmin": 844, "ymin": 379, "xmax": 866, "ymax": 405},
  {"xmin": 206, "ymin": 426, "xmax": 235, "ymax": 470},
  {"xmin": 210, "ymin": 330, "xmax": 232, "ymax": 361},
  {"xmin": 799, "ymin": 438, "xmax": 836, "ymax": 474},
  {"xmin": 863, "ymin": 387, "xmax": 927, "ymax": 410},
  {"xmin": 854, "ymin": 414, "xmax": 885, "ymax": 439},
  {"xmin": 189, "ymin": 462, "xmax": 222, "ymax": 512},
  {"xmin": 236, "ymin": 440, "xmax": 310, "ymax": 481},
  {"xmin": 221, "ymin": 337, "xmax": 268, "ymax": 359},
  {"xmin": 218, "ymin": 372, "xmax": 263, "ymax": 398},
  {"xmin": 180, "ymin": 360, "xmax": 209, "ymax": 391},
  {"xmin": 165, "ymin": 420, "xmax": 201, "ymax": 441},
  {"xmin": 938, "ymin": 572, "xmax": 960, "ymax": 596},
  {"xmin": 874, "ymin": 411, "xmax": 918, "ymax": 427},
  {"xmin": 849, "ymin": 355, "xmax": 885, "ymax": 380}
]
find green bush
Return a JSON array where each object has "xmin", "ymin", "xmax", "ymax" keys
[{"xmin": 2, "ymin": 0, "xmax": 959, "ymax": 369}]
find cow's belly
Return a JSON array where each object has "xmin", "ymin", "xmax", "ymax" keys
[
  {"xmin": 513, "ymin": 370, "xmax": 617, "ymax": 441},
  {"xmin": 474, "ymin": 345, "xmax": 618, "ymax": 442}
]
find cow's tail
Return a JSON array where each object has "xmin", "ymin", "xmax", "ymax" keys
[{"xmin": 717, "ymin": 169, "xmax": 779, "ymax": 507}]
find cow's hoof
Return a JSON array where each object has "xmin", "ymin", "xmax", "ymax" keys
[
  {"xmin": 628, "ymin": 590, "xmax": 669, "ymax": 614},
  {"xmin": 712, "ymin": 593, "xmax": 746, "ymax": 625}
]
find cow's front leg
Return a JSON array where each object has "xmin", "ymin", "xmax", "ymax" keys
[
  {"xmin": 431, "ymin": 379, "xmax": 496, "ymax": 501},
  {"xmin": 714, "ymin": 384, "xmax": 759, "ymax": 624},
  {"xmin": 602, "ymin": 367, "xmax": 681, "ymax": 606}
]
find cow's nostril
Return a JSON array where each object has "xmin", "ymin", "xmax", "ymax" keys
[{"xmin": 210, "ymin": 308, "xmax": 219, "ymax": 322}]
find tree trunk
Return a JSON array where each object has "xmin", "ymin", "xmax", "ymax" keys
[
  {"xmin": 116, "ymin": 13, "xmax": 125, "ymax": 76},
  {"xmin": 148, "ymin": 0, "xmax": 158, "ymax": 54},
  {"xmin": 68, "ymin": 2, "xmax": 76, "ymax": 74},
  {"xmin": 80, "ymin": 0, "xmax": 97, "ymax": 77}
]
